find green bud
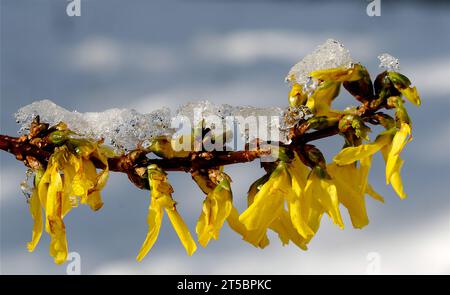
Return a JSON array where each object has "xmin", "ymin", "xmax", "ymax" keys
[
  {"xmin": 374, "ymin": 71, "xmax": 401, "ymax": 99},
  {"xmin": 47, "ymin": 130, "xmax": 69, "ymax": 145},
  {"xmin": 33, "ymin": 169, "xmax": 44, "ymax": 186},
  {"xmin": 275, "ymin": 146, "xmax": 293, "ymax": 163},
  {"xmin": 387, "ymin": 71, "xmax": 411, "ymax": 88},
  {"xmin": 351, "ymin": 116, "xmax": 371, "ymax": 141},
  {"xmin": 289, "ymin": 83, "xmax": 308, "ymax": 107},
  {"xmin": 338, "ymin": 115, "xmax": 354, "ymax": 133},
  {"xmin": 312, "ymin": 165, "xmax": 331, "ymax": 180},
  {"xmin": 304, "ymin": 145, "xmax": 326, "ymax": 170}
]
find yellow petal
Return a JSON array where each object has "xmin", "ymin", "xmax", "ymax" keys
[
  {"xmin": 304, "ymin": 197, "xmax": 324, "ymax": 234},
  {"xmin": 389, "ymin": 158, "xmax": 407, "ymax": 199},
  {"xmin": 47, "ymin": 216, "xmax": 68, "ymax": 264},
  {"xmin": 399, "ymin": 86, "xmax": 421, "ymax": 106},
  {"xmin": 306, "ymin": 81, "xmax": 340, "ymax": 116},
  {"xmin": 86, "ymin": 191, "xmax": 103, "ymax": 211},
  {"xmin": 386, "ymin": 123, "xmax": 411, "ymax": 183},
  {"xmin": 358, "ymin": 156, "xmax": 372, "ymax": 196},
  {"xmin": 46, "ymin": 167, "xmax": 68, "ymax": 264},
  {"xmin": 164, "ymin": 200, "xmax": 197, "ymax": 256},
  {"xmin": 136, "ymin": 197, "xmax": 163, "ymax": 262},
  {"xmin": 328, "ymin": 162, "xmax": 369, "ymax": 229},
  {"xmin": 287, "ymin": 156, "xmax": 314, "ymax": 238},
  {"xmin": 27, "ymin": 188, "xmax": 43, "ymax": 252},
  {"xmin": 81, "ymin": 159, "xmax": 105, "ymax": 210},
  {"xmin": 61, "ymin": 168, "xmax": 75, "ymax": 216},
  {"xmin": 381, "ymin": 145, "xmax": 407, "ymax": 199},
  {"xmin": 196, "ymin": 179, "xmax": 233, "ymax": 247},
  {"xmin": 140, "ymin": 166, "xmax": 197, "ymax": 257},
  {"xmin": 196, "ymin": 197, "xmax": 213, "ymax": 247},
  {"xmin": 37, "ymin": 167, "xmax": 51, "ymax": 206},
  {"xmin": 46, "ymin": 165, "xmax": 63, "ymax": 221},
  {"xmin": 239, "ymin": 163, "xmax": 290, "ymax": 231},
  {"xmin": 310, "ymin": 65, "xmax": 362, "ymax": 82},
  {"xmin": 333, "ymin": 133, "xmax": 392, "ymax": 165},
  {"xmin": 305, "ymin": 172, "xmax": 344, "ymax": 229},
  {"xmin": 270, "ymin": 210, "xmax": 308, "ymax": 250},
  {"xmin": 366, "ymin": 183, "xmax": 384, "ymax": 203}
]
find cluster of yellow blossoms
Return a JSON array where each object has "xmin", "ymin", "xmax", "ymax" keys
[
  {"xmin": 27, "ymin": 127, "xmax": 113, "ymax": 264},
  {"xmin": 135, "ymin": 64, "xmax": 420, "ymax": 259},
  {"xmin": 24, "ymin": 63, "xmax": 420, "ymax": 263}
]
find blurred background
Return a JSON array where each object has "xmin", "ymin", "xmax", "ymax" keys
[{"xmin": 1, "ymin": 0, "xmax": 449, "ymax": 274}]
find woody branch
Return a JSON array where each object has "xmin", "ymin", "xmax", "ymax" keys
[{"xmin": 0, "ymin": 99, "xmax": 385, "ymax": 190}]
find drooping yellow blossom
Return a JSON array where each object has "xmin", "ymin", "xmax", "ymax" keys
[
  {"xmin": 28, "ymin": 138, "xmax": 111, "ymax": 264},
  {"xmin": 333, "ymin": 123, "xmax": 411, "ymax": 199},
  {"xmin": 137, "ymin": 164, "xmax": 197, "ymax": 261},
  {"xmin": 328, "ymin": 159, "xmax": 384, "ymax": 229},
  {"xmin": 287, "ymin": 154, "xmax": 315, "ymax": 239},
  {"xmin": 42, "ymin": 160, "xmax": 68, "ymax": 264},
  {"xmin": 381, "ymin": 123, "xmax": 412, "ymax": 199},
  {"xmin": 238, "ymin": 159, "xmax": 318, "ymax": 250},
  {"xmin": 333, "ymin": 130, "xmax": 394, "ymax": 165},
  {"xmin": 196, "ymin": 173, "xmax": 233, "ymax": 247},
  {"xmin": 306, "ymin": 80, "xmax": 341, "ymax": 117},
  {"xmin": 304, "ymin": 166, "xmax": 344, "ymax": 229},
  {"xmin": 239, "ymin": 162, "xmax": 292, "ymax": 241}
]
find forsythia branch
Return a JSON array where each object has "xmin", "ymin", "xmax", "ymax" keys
[
  {"xmin": 0, "ymin": 99, "xmax": 381, "ymax": 190},
  {"xmin": 0, "ymin": 46, "xmax": 422, "ymax": 264}
]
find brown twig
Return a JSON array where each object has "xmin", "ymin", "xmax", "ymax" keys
[{"xmin": 0, "ymin": 99, "xmax": 385, "ymax": 190}]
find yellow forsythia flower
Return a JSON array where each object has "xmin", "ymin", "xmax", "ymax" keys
[
  {"xmin": 333, "ymin": 123, "xmax": 411, "ymax": 199},
  {"xmin": 381, "ymin": 123, "xmax": 412, "ymax": 199},
  {"xmin": 286, "ymin": 154, "xmax": 315, "ymax": 239},
  {"xmin": 29, "ymin": 141, "xmax": 110, "ymax": 264},
  {"xmin": 303, "ymin": 65, "xmax": 363, "ymax": 117},
  {"xmin": 137, "ymin": 164, "xmax": 197, "ymax": 261},
  {"xmin": 304, "ymin": 166, "xmax": 344, "ymax": 229},
  {"xmin": 328, "ymin": 159, "xmax": 384, "ymax": 229},
  {"xmin": 306, "ymin": 80, "xmax": 341, "ymax": 117},
  {"xmin": 239, "ymin": 162, "xmax": 292, "ymax": 244},
  {"xmin": 238, "ymin": 161, "xmax": 310, "ymax": 250},
  {"xmin": 196, "ymin": 173, "xmax": 233, "ymax": 247}
]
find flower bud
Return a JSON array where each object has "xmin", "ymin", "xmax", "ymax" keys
[
  {"xmin": 47, "ymin": 130, "xmax": 69, "ymax": 145},
  {"xmin": 289, "ymin": 83, "xmax": 308, "ymax": 107},
  {"xmin": 343, "ymin": 65, "xmax": 375, "ymax": 102}
]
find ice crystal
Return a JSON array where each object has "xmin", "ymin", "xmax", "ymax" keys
[
  {"xmin": 378, "ymin": 53, "xmax": 400, "ymax": 71},
  {"xmin": 15, "ymin": 99, "xmax": 292, "ymax": 151},
  {"xmin": 15, "ymin": 100, "xmax": 172, "ymax": 152},
  {"xmin": 285, "ymin": 39, "xmax": 353, "ymax": 85}
]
